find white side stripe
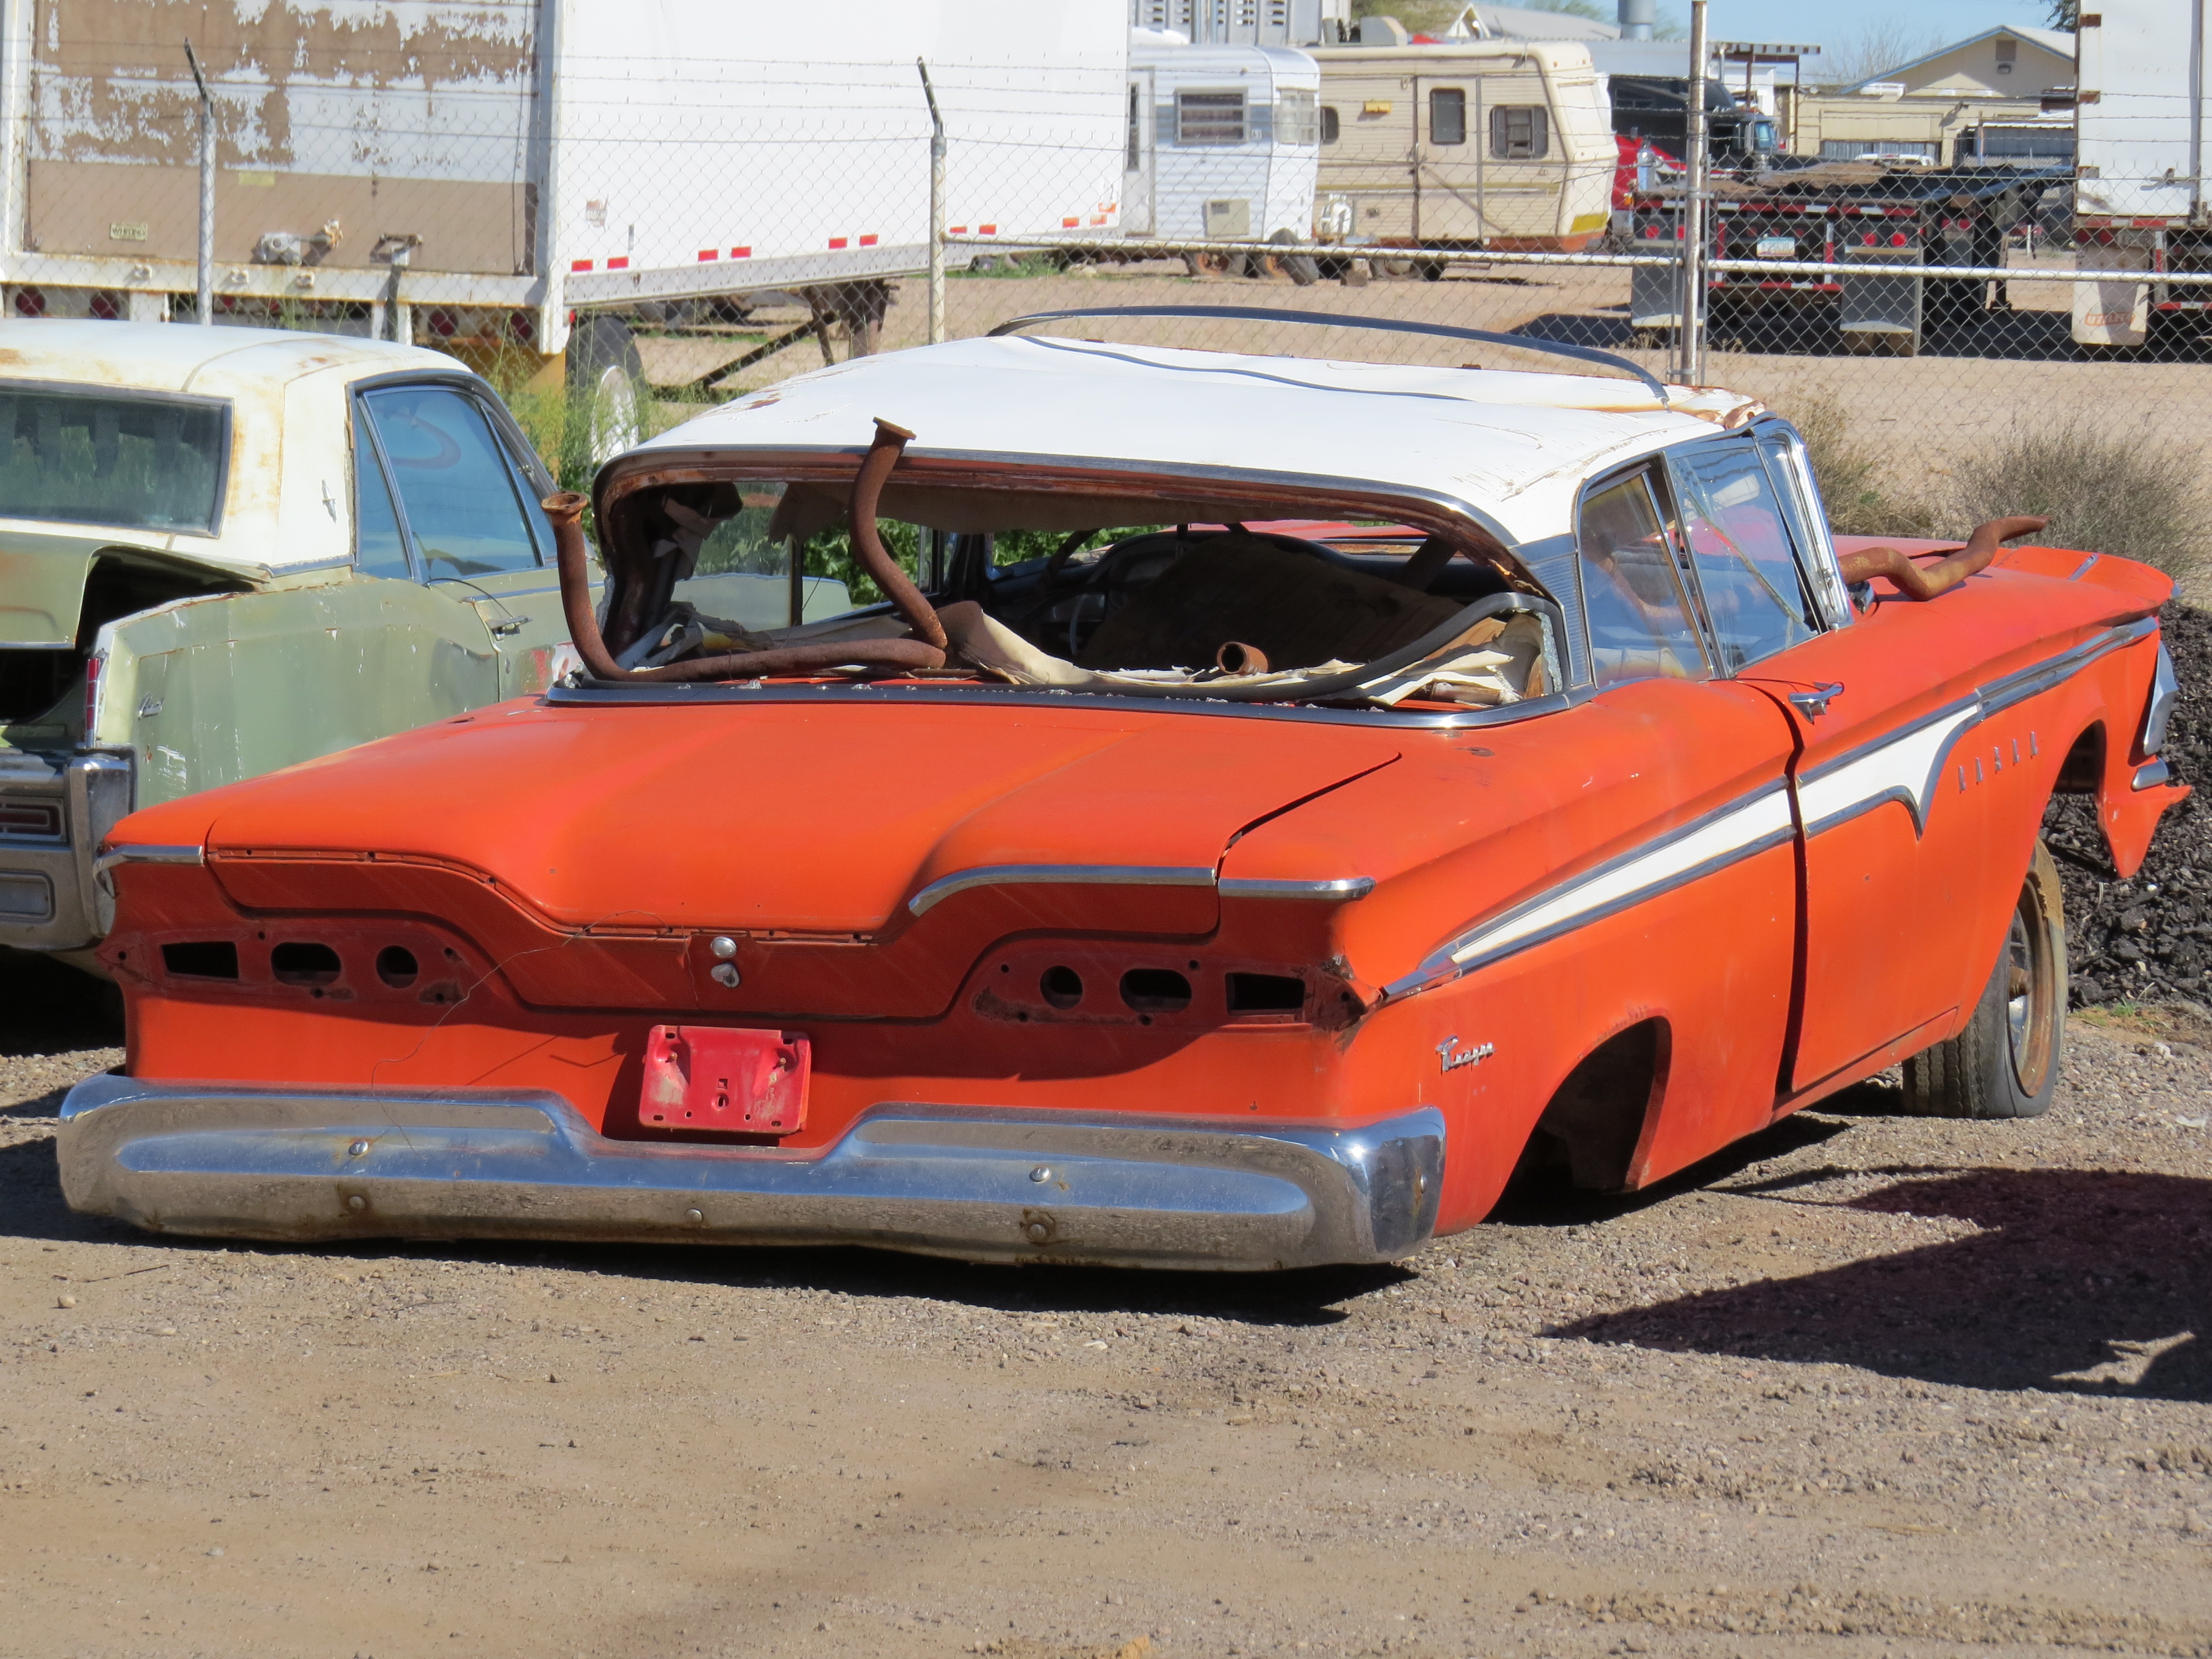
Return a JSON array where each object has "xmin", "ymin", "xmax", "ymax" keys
[
  {"xmin": 1388, "ymin": 785, "xmax": 1797, "ymax": 997},
  {"xmin": 1795, "ymin": 700, "xmax": 1981, "ymax": 838}
]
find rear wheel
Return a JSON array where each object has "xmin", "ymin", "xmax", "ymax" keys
[{"xmin": 1901, "ymin": 839, "xmax": 2066, "ymax": 1119}]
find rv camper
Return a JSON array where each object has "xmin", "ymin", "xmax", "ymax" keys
[
  {"xmin": 1310, "ymin": 40, "xmax": 1614, "ymax": 253},
  {"xmin": 1124, "ymin": 29, "xmax": 1322, "ymax": 249}
]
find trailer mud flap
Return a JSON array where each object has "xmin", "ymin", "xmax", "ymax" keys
[
  {"xmin": 1840, "ymin": 244, "xmax": 1922, "ymax": 356},
  {"xmin": 2072, "ymin": 245, "xmax": 2151, "ymax": 348}
]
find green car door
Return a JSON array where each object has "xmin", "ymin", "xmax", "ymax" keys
[{"xmin": 104, "ymin": 372, "xmax": 578, "ymax": 811}]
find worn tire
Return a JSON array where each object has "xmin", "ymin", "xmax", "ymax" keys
[
  {"xmin": 1901, "ymin": 839, "xmax": 2067, "ymax": 1119},
  {"xmin": 1269, "ymin": 227, "xmax": 1321, "ymax": 286},
  {"xmin": 566, "ymin": 314, "xmax": 646, "ymax": 464}
]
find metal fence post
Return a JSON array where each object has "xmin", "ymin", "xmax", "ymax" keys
[
  {"xmin": 918, "ymin": 58, "xmax": 946, "ymax": 346},
  {"xmin": 184, "ymin": 40, "xmax": 213, "ymax": 326},
  {"xmin": 1676, "ymin": 0, "xmax": 1709, "ymax": 385}
]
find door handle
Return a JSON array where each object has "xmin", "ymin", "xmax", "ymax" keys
[{"xmin": 1788, "ymin": 681, "xmax": 1845, "ymax": 721}]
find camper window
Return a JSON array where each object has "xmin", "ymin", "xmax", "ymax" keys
[
  {"xmin": 1278, "ymin": 88, "xmax": 1319, "ymax": 147},
  {"xmin": 1176, "ymin": 91, "xmax": 1247, "ymax": 145},
  {"xmin": 1490, "ymin": 106, "xmax": 1550, "ymax": 160},
  {"xmin": 1429, "ymin": 88, "xmax": 1467, "ymax": 146},
  {"xmin": 1319, "ymin": 105, "xmax": 1341, "ymax": 144}
]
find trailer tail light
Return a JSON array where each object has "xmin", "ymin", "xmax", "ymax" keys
[
  {"xmin": 1891, "ymin": 232, "xmax": 1910, "ymax": 247},
  {"xmin": 426, "ymin": 307, "xmax": 457, "ymax": 337},
  {"xmin": 13, "ymin": 286, "xmax": 44, "ymax": 316},
  {"xmin": 508, "ymin": 311, "xmax": 535, "ymax": 344}
]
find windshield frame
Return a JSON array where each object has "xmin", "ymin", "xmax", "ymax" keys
[{"xmin": 0, "ymin": 378, "xmax": 233, "ymax": 539}]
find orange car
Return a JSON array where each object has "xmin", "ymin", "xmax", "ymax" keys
[{"xmin": 60, "ymin": 315, "xmax": 2187, "ymax": 1270}]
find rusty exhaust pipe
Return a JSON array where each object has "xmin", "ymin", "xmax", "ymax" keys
[
  {"xmin": 1836, "ymin": 514, "xmax": 2048, "ymax": 603},
  {"xmin": 541, "ymin": 419, "xmax": 950, "ymax": 682}
]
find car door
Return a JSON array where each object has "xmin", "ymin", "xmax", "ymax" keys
[
  {"xmin": 353, "ymin": 375, "xmax": 580, "ymax": 699},
  {"xmin": 1566, "ymin": 458, "xmax": 1804, "ymax": 1177},
  {"xmin": 1677, "ymin": 422, "xmax": 1998, "ymax": 1095}
]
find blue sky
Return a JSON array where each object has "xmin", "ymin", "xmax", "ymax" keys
[{"xmin": 1698, "ymin": 1, "xmax": 2055, "ymax": 59}]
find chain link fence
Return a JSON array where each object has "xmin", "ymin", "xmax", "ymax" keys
[{"xmin": 5, "ymin": 24, "xmax": 2207, "ymax": 590}]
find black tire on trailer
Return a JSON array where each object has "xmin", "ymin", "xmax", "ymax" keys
[
  {"xmin": 1270, "ymin": 227, "xmax": 1321, "ymax": 286},
  {"xmin": 1901, "ymin": 838, "xmax": 2067, "ymax": 1119},
  {"xmin": 566, "ymin": 314, "xmax": 646, "ymax": 464}
]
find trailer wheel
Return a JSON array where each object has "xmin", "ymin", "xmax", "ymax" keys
[
  {"xmin": 1901, "ymin": 839, "xmax": 2065, "ymax": 1120},
  {"xmin": 1269, "ymin": 228, "xmax": 1320, "ymax": 287},
  {"xmin": 567, "ymin": 314, "xmax": 646, "ymax": 464}
]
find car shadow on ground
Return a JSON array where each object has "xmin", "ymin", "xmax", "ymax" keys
[
  {"xmin": 0, "ymin": 947, "xmax": 121, "ymax": 1057},
  {"xmin": 1547, "ymin": 1164, "xmax": 2212, "ymax": 1402}
]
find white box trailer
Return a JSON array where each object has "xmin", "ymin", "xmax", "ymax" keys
[
  {"xmin": 0, "ymin": 0, "xmax": 1127, "ymax": 368},
  {"xmin": 1124, "ymin": 29, "xmax": 1320, "ymax": 246},
  {"xmin": 2070, "ymin": 0, "xmax": 2211, "ymax": 351}
]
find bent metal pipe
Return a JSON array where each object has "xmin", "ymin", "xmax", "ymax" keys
[
  {"xmin": 1837, "ymin": 514, "xmax": 2050, "ymax": 603},
  {"xmin": 541, "ymin": 416, "xmax": 948, "ymax": 683}
]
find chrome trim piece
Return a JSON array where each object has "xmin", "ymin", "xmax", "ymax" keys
[
  {"xmin": 907, "ymin": 863, "xmax": 1213, "ymax": 917},
  {"xmin": 1976, "ymin": 617, "xmax": 2156, "ymax": 719},
  {"xmin": 2141, "ymin": 641, "xmax": 2180, "ymax": 758},
  {"xmin": 1387, "ymin": 781, "xmax": 1797, "ymax": 999},
  {"xmin": 57, "ymin": 1078, "xmax": 1446, "ymax": 1271},
  {"xmin": 985, "ymin": 305, "xmax": 1674, "ymax": 402},
  {"xmin": 2068, "ymin": 554, "xmax": 2100, "ymax": 581},
  {"xmin": 1218, "ymin": 877, "xmax": 1376, "ymax": 901},
  {"xmin": 548, "ymin": 680, "xmax": 1587, "ymax": 732},
  {"xmin": 2134, "ymin": 758, "xmax": 2173, "ymax": 791},
  {"xmin": 0, "ymin": 751, "xmax": 134, "ymax": 951},
  {"xmin": 95, "ymin": 843, "xmax": 205, "ymax": 875}
]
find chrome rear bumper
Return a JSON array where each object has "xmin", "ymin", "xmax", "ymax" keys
[{"xmin": 58, "ymin": 1077, "xmax": 1445, "ymax": 1270}]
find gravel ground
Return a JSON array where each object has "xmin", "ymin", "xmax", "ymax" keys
[{"xmin": 2, "ymin": 953, "xmax": 2208, "ymax": 1659}]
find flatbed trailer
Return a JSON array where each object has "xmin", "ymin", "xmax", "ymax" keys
[{"xmin": 1627, "ymin": 161, "xmax": 2061, "ymax": 355}]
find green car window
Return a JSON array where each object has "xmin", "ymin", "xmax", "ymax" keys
[
  {"xmin": 0, "ymin": 386, "xmax": 226, "ymax": 534},
  {"xmin": 361, "ymin": 385, "xmax": 541, "ymax": 577},
  {"xmin": 351, "ymin": 410, "xmax": 411, "ymax": 580}
]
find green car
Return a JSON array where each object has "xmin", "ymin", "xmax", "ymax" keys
[{"xmin": 0, "ymin": 320, "xmax": 836, "ymax": 974}]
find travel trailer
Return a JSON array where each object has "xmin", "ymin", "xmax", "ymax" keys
[
  {"xmin": 1309, "ymin": 40, "xmax": 1615, "ymax": 251},
  {"xmin": 1125, "ymin": 29, "xmax": 1322, "ymax": 247}
]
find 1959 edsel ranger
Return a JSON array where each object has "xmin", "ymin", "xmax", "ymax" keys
[{"xmin": 59, "ymin": 312, "xmax": 2188, "ymax": 1270}]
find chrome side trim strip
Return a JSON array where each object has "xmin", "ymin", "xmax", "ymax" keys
[
  {"xmin": 1218, "ymin": 877, "xmax": 1376, "ymax": 901},
  {"xmin": 93, "ymin": 843, "xmax": 204, "ymax": 875},
  {"xmin": 2134, "ymin": 758, "xmax": 2173, "ymax": 791},
  {"xmin": 1797, "ymin": 618, "xmax": 2161, "ymax": 843},
  {"xmin": 57, "ymin": 1079, "xmax": 1446, "ymax": 1271},
  {"xmin": 2068, "ymin": 554, "xmax": 2100, "ymax": 581},
  {"xmin": 1387, "ymin": 781, "xmax": 1796, "ymax": 999},
  {"xmin": 907, "ymin": 863, "xmax": 1214, "ymax": 917},
  {"xmin": 2141, "ymin": 640, "xmax": 2180, "ymax": 758}
]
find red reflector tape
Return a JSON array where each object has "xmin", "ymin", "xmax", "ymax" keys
[
  {"xmin": 607, "ymin": 257, "xmax": 629, "ymax": 269},
  {"xmin": 1062, "ymin": 216, "xmax": 1078, "ymax": 228},
  {"xmin": 828, "ymin": 237, "xmax": 848, "ymax": 249},
  {"xmin": 697, "ymin": 249, "xmax": 717, "ymax": 260},
  {"xmin": 732, "ymin": 246, "xmax": 750, "ymax": 258},
  {"xmin": 570, "ymin": 259, "xmax": 593, "ymax": 272},
  {"xmin": 858, "ymin": 233, "xmax": 878, "ymax": 246},
  {"xmin": 979, "ymin": 223, "xmax": 997, "ymax": 235}
]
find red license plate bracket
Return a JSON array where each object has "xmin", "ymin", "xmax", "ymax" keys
[{"xmin": 640, "ymin": 1025, "xmax": 809, "ymax": 1135}]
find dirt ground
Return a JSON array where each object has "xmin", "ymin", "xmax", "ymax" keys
[{"xmin": 4, "ymin": 956, "xmax": 2209, "ymax": 1659}]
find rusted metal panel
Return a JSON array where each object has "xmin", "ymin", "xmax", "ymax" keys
[{"xmin": 639, "ymin": 1026, "xmax": 810, "ymax": 1136}]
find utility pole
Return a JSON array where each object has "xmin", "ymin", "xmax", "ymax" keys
[
  {"xmin": 184, "ymin": 40, "xmax": 214, "ymax": 326},
  {"xmin": 1677, "ymin": 0, "xmax": 1709, "ymax": 384},
  {"xmin": 917, "ymin": 59, "xmax": 945, "ymax": 346}
]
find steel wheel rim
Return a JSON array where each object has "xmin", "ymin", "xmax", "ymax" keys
[{"xmin": 2006, "ymin": 886, "xmax": 2056, "ymax": 1097}]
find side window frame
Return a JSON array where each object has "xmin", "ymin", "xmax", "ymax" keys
[
  {"xmin": 348, "ymin": 373, "xmax": 554, "ymax": 581},
  {"xmin": 1659, "ymin": 431, "xmax": 1835, "ymax": 675},
  {"xmin": 348, "ymin": 396, "xmax": 415, "ymax": 581},
  {"xmin": 1748, "ymin": 415, "xmax": 1853, "ymax": 629},
  {"xmin": 1571, "ymin": 456, "xmax": 1712, "ymax": 687},
  {"xmin": 1428, "ymin": 86, "xmax": 1467, "ymax": 147}
]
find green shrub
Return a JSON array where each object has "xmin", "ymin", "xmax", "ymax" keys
[{"xmin": 1948, "ymin": 414, "xmax": 2208, "ymax": 580}]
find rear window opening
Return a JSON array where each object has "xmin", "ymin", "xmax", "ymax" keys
[
  {"xmin": 585, "ymin": 469, "xmax": 1564, "ymax": 712},
  {"xmin": 161, "ymin": 940, "xmax": 238, "ymax": 979},
  {"xmin": 270, "ymin": 941, "xmax": 342, "ymax": 986},
  {"xmin": 1226, "ymin": 972, "xmax": 1306, "ymax": 1015}
]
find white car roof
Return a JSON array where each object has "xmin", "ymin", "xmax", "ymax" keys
[
  {"xmin": 0, "ymin": 320, "xmax": 479, "ymax": 573},
  {"xmin": 0, "ymin": 319, "xmax": 459, "ymax": 395},
  {"xmin": 624, "ymin": 335, "xmax": 1762, "ymax": 547}
]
